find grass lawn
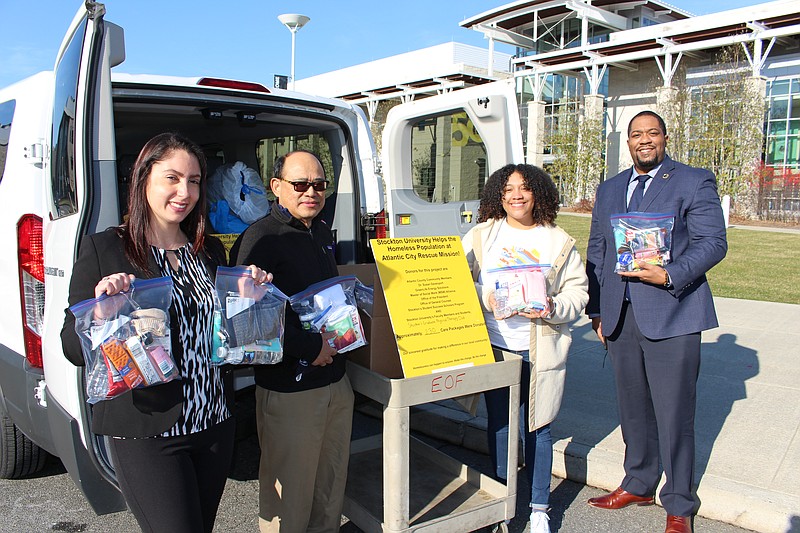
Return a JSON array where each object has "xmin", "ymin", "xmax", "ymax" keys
[{"xmin": 554, "ymin": 212, "xmax": 800, "ymax": 305}]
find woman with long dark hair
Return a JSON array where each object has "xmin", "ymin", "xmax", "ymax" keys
[{"xmin": 62, "ymin": 132, "xmax": 270, "ymax": 533}]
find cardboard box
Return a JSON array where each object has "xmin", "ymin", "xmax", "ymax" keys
[{"xmin": 339, "ymin": 264, "xmax": 403, "ymax": 379}]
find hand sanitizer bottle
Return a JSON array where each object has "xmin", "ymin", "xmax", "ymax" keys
[{"xmin": 494, "ymin": 280, "xmax": 509, "ymax": 320}]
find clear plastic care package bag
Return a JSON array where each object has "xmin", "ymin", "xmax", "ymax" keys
[
  {"xmin": 611, "ymin": 212, "xmax": 675, "ymax": 273},
  {"xmin": 212, "ymin": 266, "xmax": 288, "ymax": 365},
  {"xmin": 70, "ymin": 277, "xmax": 177, "ymax": 404},
  {"xmin": 289, "ymin": 275, "xmax": 367, "ymax": 354},
  {"xmin": 353, "ymin": 278, "xmax": 374, "ymax": 318},
  {"xmin": 486, "ymin": 264, "xmax": 550, "ymax": 319}
]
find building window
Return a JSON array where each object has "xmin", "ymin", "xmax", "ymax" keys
[
  {"xmin": 541, "ymin": 74, "xmax": 588, "ymax": 156},
  {"xmin": 514, "ymin": 16, "xmax": 611, "ymax": 57},
  {"xmin": 766, "ymin": 77, "xmax": 800, "ymax": 169},
  {"xmin": 764, "ymin": 77, "xmax": 800, "ymax": 213},
  {"xmin": 516, "ymin": 71, "xmax": 607, "ymax": 166},
  {"xmin": 632, "ymin": 16, "xmax": 662, "ymax": 28}
]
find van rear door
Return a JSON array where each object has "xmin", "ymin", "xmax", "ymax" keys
[
  {"xmin": 40, "ymin": 1, "xmax": 127, "ymax": 514},
  {"xmin": 380, "ymin": 79, "xmax": 523, "ymax": 239}
]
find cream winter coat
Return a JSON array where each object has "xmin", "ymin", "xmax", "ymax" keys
[{"xmin": 462, "ymin": 218, "xmax": 589, "ymax": 432}]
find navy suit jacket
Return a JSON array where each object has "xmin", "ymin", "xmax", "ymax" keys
[{"xmin": 586, "ymin": 155, "xmax": 728, "ymax": 339}]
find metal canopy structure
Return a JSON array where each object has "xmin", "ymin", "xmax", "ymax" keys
[
  {"xmin": 338, "ymin": 74, "xmax": 487, "ymax": 104},
  {"xmin": 461, "ymin": 0, "xmax": 800, "ymax": 88},
  {"xmin": 461, "ymin": 0, "xmax": 692, "ymax": 33}
]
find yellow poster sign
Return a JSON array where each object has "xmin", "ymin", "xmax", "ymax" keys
[
  {"xmin": 212, "ymin": 233, "xmax": 240, "ymax": 256},
  {"xmin": 370, "ymin": 236, "xmax": 495, "ymax": 378}
]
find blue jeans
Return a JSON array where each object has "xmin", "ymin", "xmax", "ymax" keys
[{"xmin": 485, "ymin": 349, "xmax": 552, "ymax": 510}]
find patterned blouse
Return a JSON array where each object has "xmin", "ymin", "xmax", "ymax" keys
[{"xmin": 152, "ymin": 244, "xmax": 229, "ymax": 436}]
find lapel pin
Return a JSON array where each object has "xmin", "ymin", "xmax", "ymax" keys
[{"xmin": 661, "ymin": 173, "xmax": 670, "ymax": 179}]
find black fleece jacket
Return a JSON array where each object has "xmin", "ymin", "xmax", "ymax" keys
[{"xmin": 230, "ymin": 204, "xmax": 342, "ymax": 392}]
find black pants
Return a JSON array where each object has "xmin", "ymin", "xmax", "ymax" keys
[
  {"xmin": 109, "ymin": 417, "xmax": 235, "ymax": 533},
  {"xmin": 607, "ymin": 302, "xmax": 701, "ymax": 517}
]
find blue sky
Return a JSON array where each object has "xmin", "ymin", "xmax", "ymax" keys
[{"xmin": 1, "ymin": 0, "xmax": 763, "ymax": 88}]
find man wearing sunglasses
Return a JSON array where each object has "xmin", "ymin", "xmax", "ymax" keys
[{"xmin": 231, "ymin": 150, "xmax": 353, "ymax": 533}]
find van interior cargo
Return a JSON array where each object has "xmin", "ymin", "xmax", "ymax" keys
[{"xmin": 111, "ymin": 85, "xmax": 348, "ymax": 233}]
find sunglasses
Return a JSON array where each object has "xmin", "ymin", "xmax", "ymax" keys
[{"xmin": 281, "ymin": 179, "xmax": 329, "ymax": 192}]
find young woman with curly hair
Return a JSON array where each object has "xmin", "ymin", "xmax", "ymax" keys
[{"xmin": 463, "ymin": 164, "xmax": 589, "ymax": 533}]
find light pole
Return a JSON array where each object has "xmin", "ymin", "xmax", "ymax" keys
[{"xmin": 277, "ymin": 13, "xmax": 310, "ymax": 91}]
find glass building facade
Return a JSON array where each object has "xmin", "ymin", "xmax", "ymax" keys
[
  {"xmin": 516, "ymin": 71, "xmax": 608, "ymax": 159},
  {"xmin": 766, "ymin": 77, "xmax": 800, "ymax": 170}
]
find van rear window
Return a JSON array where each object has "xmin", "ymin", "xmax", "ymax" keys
[
  {"xmin": 50, "ymin": 19, "xmax": 86, "ymax": 219},
  {"xmin": 410, "ymin": 110, "xmax": 488, "ymax": 203},
  {"xmin": 257, "ymin": 133, "xmax": 334, "ymax": 199},
  {"xmin": 0, "ymin": 100, "xmax": 14, "ymax": 184}
]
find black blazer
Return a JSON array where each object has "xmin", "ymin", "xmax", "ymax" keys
[{"xmin": 61, "ymin": 228, "xmax": 228, "ymax": 438}]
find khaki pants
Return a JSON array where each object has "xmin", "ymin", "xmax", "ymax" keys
[{"xmin": 256, "ymin": 376, "xmax": 354, "ymax": 533}]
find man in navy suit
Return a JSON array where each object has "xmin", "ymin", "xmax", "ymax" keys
[{"xmin": 585, "ymin": 111, "xmax": 727, "ymax": 533}]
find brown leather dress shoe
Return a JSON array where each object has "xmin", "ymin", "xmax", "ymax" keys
[
  {"xmin": 587, "ymin": 487, "xmax": 655, "ymax": 509},
  {"xmin": 665, "ymin": 515, "xmax": 692, "ymax": 533}
]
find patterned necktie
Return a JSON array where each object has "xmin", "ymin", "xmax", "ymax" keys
[
  {"xmin": 624, "ymin": 174, "xmax": 651, "ymax": 301},
  {"xmin": 628, "ymin": 174, "xmax": 651, "ymax": 212}
]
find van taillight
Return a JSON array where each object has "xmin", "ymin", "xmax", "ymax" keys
[
  {"xmin": 17, "ymin": 215, "xmax": 44, "ymax": 368},
  {"xmin": 375, "ymin": 210, "xmax": 387, "ymax": 239}
]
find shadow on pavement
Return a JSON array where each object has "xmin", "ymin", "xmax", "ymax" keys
[{"xmin": 695, "ymin": 333, "xmax": 758, "ymax": 485}]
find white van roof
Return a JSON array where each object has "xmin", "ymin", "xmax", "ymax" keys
[{"xmin": 110, "ymin": 72, "xmax": 355, "ymax": 110}]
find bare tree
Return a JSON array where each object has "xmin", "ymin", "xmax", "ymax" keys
[
  {"xmin": 658, "ymin": 46, "xmax": 766, "ymax": 217},
  {"xmin": 546, "ymin": 104, "xmax": 606, "ymax": 207}
]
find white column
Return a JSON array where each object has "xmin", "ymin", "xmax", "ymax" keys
[
  {"xmin": 365, "ymin": 100, "xmax": 378, "ymax": 123},
  {"xmin": 656, "ymin": 86, "xmax": 678, "ymax": 110},
  {"xmin": 743, "ymin": 38, "xmax": 776, "ymax": 77},
  {"xmin": 581, "ymin": 13, "xmax": 589, "ymax": 48},
  {"xmin": 583, "ymin": 93, "xmax": 604, "ymax": 121},
  {"xmin": 488, "ymin": 37, "xmax": 495, "ymax": 78},
  {"xmin": 583, "ymin": 63, "xmax": 608, "ymax": 95},
  {"xmin": 526, "ymin": 100, "xmax": 546, "ymax": 167},
  {"xmin": 655, "ymin": 51, "xmax": 683, "ymax": 88},
  {"xmin": 289, "ymin": 30, "xmax": 297, "ymax": 91}
]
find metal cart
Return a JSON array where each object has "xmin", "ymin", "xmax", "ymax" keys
[{"xmin": 344, "ymin": 349, "xmax": 521, "ymax": 533}]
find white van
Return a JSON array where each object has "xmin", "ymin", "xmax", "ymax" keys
[{"xmin": 0, "ymin": 1, "xmax": 521, "ymax": 513}]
